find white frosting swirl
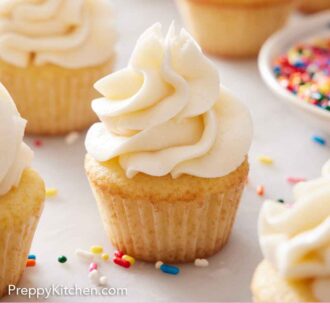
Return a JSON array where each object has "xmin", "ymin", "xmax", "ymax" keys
[
  {"xmin": 0, "ymin": 0, "xmax": 116, "ymax": 68},
  {"xmin": 259, "ymin": 160, "xmax": 330, "ymax": 302},
  {"xmin": 0, "ymin": 83, "xmax": 33, "ymax": 196},
  {"xmin": 85, "ymin": 23, "xmax": 252, "ymax": 178}
]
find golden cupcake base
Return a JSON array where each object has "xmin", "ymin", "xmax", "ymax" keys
[
  {"xmin": 251, "ymin": 260, "xmax": 318, "ymax": 303},
  {"xmin": 299, "ymin": 0, "xmax": 330, "ymax": 13},
  {"xmin": 176, "ymin": 0, "xmax": 295, "ymax": 57},
  {"xmin": 0, "ymin": 169, "xmax": 45, "ymax": 297},
  {"xmin": 85, "ymin": 155, "xmax": 249, "ymax": 263},
  {"xmin": 0, "ymin": 58, "xmax": 114, "ymax": 136}
]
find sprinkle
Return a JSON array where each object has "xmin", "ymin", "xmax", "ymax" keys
[
  {"xmin": 58, "ymin": 256, "xmax": 67, "ymax": 264},
  {"xmin": 75, "ymin": 249, "xmax": 94, "ymax": 261},
  {"xmin": 194, "ymin": 259, "xmax": 209, "ymax": 267},
  {"xmin": 114, "ymin": 250, "xmax": 124, "ymax": 258},
  {"xmin": 26, "ymin": 259, "xmax": 36, "ymax": 267},
  {"xmin": 287, "ymin": 177, "xmax": 306, "ymax": 184},
  {"xmin": 33, "ymin": 139, "xmax": 43, "ymax": 148},
  {"xmin": 277, "ymin": 199, "xmax": 285, "ymax": 203},
  {"xmin": 113, "ymin": 257, "xmax": 131, "ymax": 268},
  {"xmin": 88, "ymin": 269, "xmax": 100, "ymax": 285},
  {"xmin": 65, "ymin": 131, "xmax": 80, "ymax": 145},
  {"xmin": 99, "ymin": 276, "xmax": 108, "ymax": 286},
  {"xmin": 101, "ymin": 253, "xmax": 109, "ymax": 261},
  {"xmin": 90, "ymin": 245, "xmax": 103, "ymax": 254},
  {"xmin": 46, "ymin": 188, "xmax": 58, "ymax": 198},
  {"xmin": 28, "ymin": 254, "xmax": 36, "ymax": 260},
  {"xmin": 155, "ymin": 261, "xmax": 164, "ymax": 269},
  {"xmin": 122, "ymin": 255, "xmax": 135, "ymax": 266},
  {"xmin": 256, "ymin": 185, "xmax": 265, "ymax": 196},
  {"xmin": 89, "ymin": 262, "xmax": 98, "ymax": 272},
  {"xmin": 311, "ymin": 135, "xmax": 326, "ymax": 145},
  {"xmin": 160, "ymin": 264, "xmax": 180, "ymax": 275},
  {"xmin": 257, "ymin": 155, "xmax": 274, "ymax": 165},
  {"xmin": 273, "ymin": 38, "xmax": 330, "ymax": 112}
]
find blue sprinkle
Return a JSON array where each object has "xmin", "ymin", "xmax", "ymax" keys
[
  {"xmin": 273, "ymin": 66, "xmax": 281, "ymax": 76},
  {"xmin": 293, "ymin": 61, "xmax": 306, "ymax": 69},
  {"xmin": 160, "ymin": 264, "xmax": 180, "ymax": 275},
  {"xmin": 312, "ymin": 135, "xmax": 326, "ymax": 146},
  {"xmin": 28, "ymin": 254, "xmax": 36, "ymax": 260}
]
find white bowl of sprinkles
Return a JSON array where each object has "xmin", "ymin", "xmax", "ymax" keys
[{"xmin": 259, "ymin": 11, "xmax": 330, "ymax": 134}]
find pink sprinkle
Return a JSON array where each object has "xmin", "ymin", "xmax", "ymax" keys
[
  {"xmin": 287, "ymin": 177, "xmax": 306, "ymax": 184},
  {"xmin": 89, "ymin": 262, "xmax": 98, "ymax": 272},
  {"xmin": 34, "ymin": 139, "xmax": 43, "ymax": 148},
  {"xmin": 256, "ymin": 185, "xmax": 265, "ymax": 197}
]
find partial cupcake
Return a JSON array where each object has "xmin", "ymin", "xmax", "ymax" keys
[
  {"xmin": 0, "ymin": 0, "xmax": 116, "ymax": 135},
  {"xmin": 251, "ymin": 160, "xmax": 330, "ymax": 302},
  {"xmin": 176, "ymin": 0, "xmax": 296, "ymax": 57},
  {"xmin": 0, "ymin": 83, "xmax": 45, "ymax": 298},
  {"xmin": 299, "ymin": 0, "xmax": 330, "ymax": 13},
  {"xmin": 85, "ymin": 23, "xmax": 253, "ymax": 263}
]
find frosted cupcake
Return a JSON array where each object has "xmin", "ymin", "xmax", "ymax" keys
[
  {"xmin": 0, "ymin": 83, "xmax": 45, "ymax": 297},
  {"xmin": 299, "ymin": 0, "xmax": 330, "ymax": 13},
  {"xmin": 251, "ymin": 160, "xmax": 330, "ymax": 302},
  {"xmin": 0, "ymin": 0, "xmax": 116, "ymax": 135},
  {"xmin": 176, "ymin": 0, "xmax": 296, "ymax": 57},
  {"xmin": 85, "ymin": 23, "xmax": 253, "ymax": 263}
]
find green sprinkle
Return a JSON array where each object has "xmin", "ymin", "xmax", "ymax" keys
[
  {"xmin": 277, "ymin": 199, "xmax": 285, "ymax": 204},
  {"xmin": 58, "ymin": 256, "xmax": 67, "ymax": 264}
]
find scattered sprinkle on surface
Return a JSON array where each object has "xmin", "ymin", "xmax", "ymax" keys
[
  {"xmin": 46, "ymin": 188, "xmax": 58, "ymax": 198},
  {"xmin": 257, "ymin": 155, "xmax": 274, "ymax": 165}
]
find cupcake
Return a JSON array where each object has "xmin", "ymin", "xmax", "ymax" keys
[
  {"xmin": 251, "ymin": 160, "xmax": 330, "ymax": 302},
  {"xmin": 176, "ymin": 0, "xmax": 296, "ymax": 57},
  {"xmin": 85, "ymin": 23, "xmax": 253, "ymax": 263},
  {"xmin": 299, "ymin": 0, "xmax": 330, "ymax": 13},
  {"xmin": 0, "ymin": 83, "xmax": 45, "ymax": 297},
  {"xmin": 0, "ymin": 0, "xmax": 116, "ymax": 135}
]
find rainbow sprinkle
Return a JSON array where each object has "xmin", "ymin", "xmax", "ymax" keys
[{"xmin": 273, "ymin": 38, "xmax": 330, "ymax": 111}]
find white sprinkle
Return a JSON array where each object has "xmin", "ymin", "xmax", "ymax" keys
[
  {"xmin": 99, "ymin": 276, "xmax": 108, "ymax": 286},
  {"xmin": 75, "ymin": 249, "xmax": 94, "ymax": 261},
  {"xmin": 155, "ymin": 261, "xmax": 164, "ymax": 269},
  {"xmin": 88, "ymin": 269, "xmax": 100, "ymax": 285},
  {"xmin": 194, "ymin": 259, "xmax": 209, "ymax": 267},
  {"xmin": 65, "ymin": 131, "xmax": 80, "ymax": 145}
]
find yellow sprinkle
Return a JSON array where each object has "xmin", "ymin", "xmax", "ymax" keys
[
  {"xmin": 46, "ymin": 188, "xmax": 58, "ymax": 198},
  {"xmin": 257, "ymin": 155, "xmax": 273, "ymax": 165},
  {"xmin": 101, "ymin": 253, "xmax": 109, "ymax": 261},
  {"xmin": 90, "ymin": 245, "xmax": 103, "ymax": 254},
  {"xmin": 122, "ymin": 255, "xmax": 135, "ymax": 265}
]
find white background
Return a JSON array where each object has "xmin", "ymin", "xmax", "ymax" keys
[{"xmin": 4, "ymin": 0, "xmax": 330, "ymax": 302}]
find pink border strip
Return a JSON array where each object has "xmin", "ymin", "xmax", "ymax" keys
[{"xmin": 1, "ymin": 303, "xmax": 328, "ymax": 329}]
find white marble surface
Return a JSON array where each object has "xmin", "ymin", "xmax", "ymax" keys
[{"xmin": 4, "ymin": 0, "xmax": 330, "ymax": 302}]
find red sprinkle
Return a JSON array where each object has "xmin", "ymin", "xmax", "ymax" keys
[
  {"xmin": 26, "ymin": 259, "xmax": 36, "ymax": 267},
  {"xmin": 287, "ymin": 177, "xmax": 306, "ymax": 184},
  {"xmin": 33, "ymin": 139, "xmax": 43, "ymax": 148},
  {"xmin": 114, "ymin": 250, "xmax": 124, "ymax": 258},
  {"xmin": 113, "ymin": 257, "xmax": 130, "ymax": 268}
]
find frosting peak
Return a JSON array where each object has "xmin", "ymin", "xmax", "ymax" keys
[
  {"xmin": 0, "ymin": 83, "xmax": 33, "ymax": 196},
  {"xmin": 86, "ymin": 23, "xmax": 252, "ymax": 178},
  {"xmin": 259, "ymin": 160, "xmax": 330, "ymax": 301},
  {"xmin": 0, "ymin": 0, "xmax": 116, "ymax": 68}
]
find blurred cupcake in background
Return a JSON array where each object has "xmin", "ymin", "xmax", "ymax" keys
[
  {"xmin": 251, "ymin": 160, "xmax": 330, "ymax": 302},
  {"xmin": 299, "ymin": 0, "xmax": 330, "ymax": 13},
  {"xmin": 0, "ymin": 83, "xmax": 45, "ymax": 297},
  {"xmin": 85, "ymin": 23, "xmax": 253, "ymax": 263},
  {"xmin": 0, "ymin": 0, "xmax": 116, "ymax": 135},
  {"xmin": 176, "ymin": 0, "xmax": 296, "ymax": 58}
]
